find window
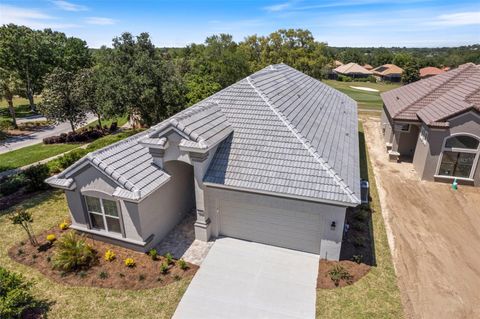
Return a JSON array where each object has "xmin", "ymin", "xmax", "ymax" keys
[
  {"xmin": 85, "ymin": 196, "xmax": 121, "ymax": 234},
  {"xmin": 419, "ymin": 126, "xmax": 428, "ymax": 145},
  {"xmin": 395, "ymin": 123, "xmax": 410, "ymax": 132},
  {"xmin": 437, "ymin": 135, "xmax": 479, "ymax": 179}
]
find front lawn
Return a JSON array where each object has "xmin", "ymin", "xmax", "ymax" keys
[
  {"xmin": 315, "ymin": 123, "xmax": 404, "ymax": 318},
  {"xmin": 0, "ymin": 143, "xmax": 81, "ymax": 172},
  {"xmin": 323, "ymin": 80, "xmax": 400, "ymax": 110},
  {"xmin": 0, "ymin": 97, "xmax": 42, "ymax": 122},
  {"xmin": 0, "ymin": 191, "xmax": 191, "ymax": 319}
]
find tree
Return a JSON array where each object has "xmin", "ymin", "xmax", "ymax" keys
[
  {"xmin": 185, "ymin": 74, "xmax": 222, "ymax": 105},
  {"xmin": 402, "ymin": 63, "xmax": 420, "ymax": 84},
  {"xmin": 73, "ymin": 68, "xmax": 102, "ymax": 127},
  {"xmin": 392, "ymin": 52, "xmax": 414, "ymax": 68},
  {"xmin": 39, "ymin": 68, "xmax": 87, "ymax": 132},
  {"xmin": 9, "ymin": 209, "xmax": 38, "ymax": 246},
  {"xmin": 0, "ymin": 68, "xmax": 22, "ymax": 129},
  {"xmin": 340, "ymin": 48, "xmax": 365, "ymax": 64},
  {"xmin": 94, "ymin": 32, "xmax": 186, "ymax": 126}
]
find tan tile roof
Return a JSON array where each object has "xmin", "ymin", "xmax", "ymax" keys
[
  {"xmin": 363, "ymin": 64, "xmax": 373, "ymax": 70},
  {"xmin": 373, "ymin": 64, "xmax": 403, "ymax": 76},
  {"xmin": 381, "ymin": 63, "xmax": 480, "ymax": 126},
  {"xmin": 420, "ymin": 67, "xmax": 445, "ymax": 78},
  {"xmin": 334, "ymin": 62, "xmax": 372, "ymax": 75}
]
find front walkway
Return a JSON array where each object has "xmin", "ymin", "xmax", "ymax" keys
[
  {"xmin": 363, "ymin": 116, "xmax": 480, "ymax": 319},
  {"xmin": 173, "ymin": 237, "xmax": 319, "ymax": 319}
]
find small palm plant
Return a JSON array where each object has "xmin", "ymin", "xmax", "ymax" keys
[{"xmin": 52, "ymin": 232, "xmax": 96, "ymax": 272}]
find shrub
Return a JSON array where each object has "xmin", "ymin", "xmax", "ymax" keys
[
  {"xmin": 17, "ymin": 249, "xmax": 24, "ymax": 256},
  {"xmin": 109, "ymin": 122, "xmax": 118, "ymax": 132},
  {"xmin": 52, "ymin": 232, "xmax": 96, "ymax": 272},
  {"xmin": 328, "ymin": 265, "xmax": 352, "ymax": 287},
  {"xmin": 352, "ymin": 234, "xmax": 366, "ymax": 248},
  {"xmin": 353, "ymin": 209, "xmax": 369, "ymax": 222},
  {"xmin": 0, "ymin": 267, "xmax": 39, "ymax": 319},
  {"xmin": 99, "ymin": 271, "xmax": 108, "ymax": 279},
  {"xmin": 148, "ymin": 249, "xmax": 158, "ymax": 260},
  {"xmin": 351, "ymin": 220, "xmax": 367, "ymax": 232},
  {"xmin": 352, "ymin": 254, "xmax": 363, "ymax": 264},
  {"xmin": 138, "ymin": 274, "xmax": 146, "ymax": 281},
  {"xmin": 46, "ymin": 234, "xmax": 56, "ymax": 243},
  {"xmin": 78, "ymin": 271, "xmax": 87, "ymax": 278},
  {"xmin": 9, "ymin": 209, "xmax": 38, "ymax": 246},
  {"xmin": 104, "ymin": 249, "xmax": 116, "ymax": 262},
  {"xmin": 23, "ymin": 164, "xmax": 50, "ymax": 192},
  {"xmin": 337, "ymin": 74, "xmax": 352, "ymax": 82},
  {"xmin": 0, "ymin": 174, "xmax": 28, "ymax": 196},
  {"xmin": 164, "ymin": 252, "xmax": 174, "ymax": 265},
  {"xmin": 124, "ymin": 258, "xmax": 135, "ymax": 268},
  {"xmin": 59, "ymin": 221, "xmax": 69, "ymax": 230},
  {"xmin": 173, "ymin": 274, "xmax": 181, "ymax": 281},
  {"xmin": 178, "ymin": 259, "xmax": 188, "ymax": 270},
  {"xmin": 160, "ymin": 262, "xmax": 169, "ymax": 274},
  {"xmin": 57, "ymin": 149, "xmax": 88, "ymax": 169}
]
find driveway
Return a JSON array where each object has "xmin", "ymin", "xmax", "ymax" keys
[
  {"xmin": 0, "ymin": 114, "xmax": 97, "ymax": 154},
  {"xmin": 362, "ymin": 116, "xmax": 480, "ymax": 319},
  {"xmin": 173, "ymin": 237, "xmax": 319, "ymax": 319}
]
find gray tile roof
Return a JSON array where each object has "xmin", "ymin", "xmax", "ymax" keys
[
  {"xmin": 48, "ymin": 64, "xmax": 360, "ymax": 205},
  {"xmin": 204, "ymin": 64, "xmax": 360, "ymax": 205},
  {"xmin": 382, "ymin": 63, "xmax": 480, "ymax": 126}
]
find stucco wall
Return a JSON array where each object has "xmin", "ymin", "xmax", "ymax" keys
[
  {"xmin": 413, "ymin": 111, "xmax": 480, "ymax": 185},
  {"xmin": 381, "ymin": 107, "xmax": 394, "ymax": 145},
  {"xmin": 138, "ymin": 160, "xmax": 195, "ymax": 250},
  {"xmin": 204, "ymin": 186, "xmax": 347, "ymax": 260},
  {"xmin": 397, "ymin": 124, "xmax": 420, "ymax": 157}
]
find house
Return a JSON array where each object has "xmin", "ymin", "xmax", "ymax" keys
[
  {"xmin": 333, "ymin": 62, "xmax": 373, "ymax": 78},
  {"xmin": 46, "ymin": 64, "xmax": 361, "ymax": 260},
  {"xmin": 363, "ymin": 64, "xmax": 373, "ymax": 71},
  {"xmin": 420, "ymin": 66, "xmax": 445, "ymax": 79},
  {"xmin": 373, "ymin": 64, "xmax": 403, "ymax": 82},
  {"xmin": 334, "ymin": 60, "xmax": 343, "ymax": 67},
  {"xmin": 380, "ymin": 63, "xmax": 480, "ymax": 186}
]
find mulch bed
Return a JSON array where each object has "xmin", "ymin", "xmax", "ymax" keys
[
  {"xmin": 9, "ymin": 226, "xmax": 198, "ymax": 290},
  {"xmin": 317, "ymin": 259, "xmax": 371, "ymax": 289}
]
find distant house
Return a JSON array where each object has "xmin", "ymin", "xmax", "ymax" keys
[
  {"xmin": 373, "ymin": 64, "xmax": 403, "ymax": 82},
  {"xmin": 363, "ymin": 64, "xmax": 373, "ymax": 70},
  {"xmin": 334, "ymin": 60, "xmax": 343, "ymax": 67},
  {"xmin": 380, "ymin": 63, "xmax": 480, "ymax": 186},
  {"xmin": 420, "ymin": 66, "xmax": 445, "ymax": 79},
  {"xmin": 333, "ymin": 62, "xmax": 373, "ymax": 78}
]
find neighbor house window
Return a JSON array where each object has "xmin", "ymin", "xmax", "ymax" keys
[
  {"xmin": 438, "ymin": 135, "xmax": 479, "ymax": 179},
  {"xmin": 85, "ymin": 196, "xmax": 121, "ymax": 233}
]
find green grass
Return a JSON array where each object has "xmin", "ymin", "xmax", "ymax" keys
[
  {"xmin": 323, "ymin": 80, "xmax": 401, "ymax": 110},
  {"xmin": 0, "ymin": 143, "xmax": 82, "ymax": 172},
  {"xmin": 85, "ymin": 115, "xmax": 129, "ymax": 130},
  {"xmin": 85, "ymin": 130, "xmax": 140, "ymax": 151},
  {"xmin": 315, "ymin": 122, "xmax": 404, "ymax": 318},
  {"xmin": 0, "ymin": 191, "xmax": 190, "ymax": 319},
  {"xmin": 0, "ymin": 97, "xmax": 42, "ymax": 122}
]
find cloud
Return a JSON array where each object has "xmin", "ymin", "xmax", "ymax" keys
[
  {"xmin": 51, "ymin": 0, "xmax": 88, "ymax": 12},
  {"xmin": 264, "ymin": 2, "xmax": 292, "ymax": 12},
  {"xmin": 85, "ymin": 17, "xmax": 117, "ymax": 25},
  {"xmin": 0, "ymin": 4, "xmax": 78, "ymax": 29},
  {"xmin": 430, "ymin": 11, "xmax": 480, "ymax": 26}
]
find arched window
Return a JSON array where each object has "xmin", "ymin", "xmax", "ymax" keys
[{"xmin": 437, "ymin": 134, "xmax": 480, "ymax": 179}]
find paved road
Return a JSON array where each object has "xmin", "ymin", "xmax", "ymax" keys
[
  {"xmin": 0, "ymin": 114, "xmax": 97, "ymax": 154},
  {"xmin": 173, "ymin": 237, "xmax": 319, "ymax": 319}
]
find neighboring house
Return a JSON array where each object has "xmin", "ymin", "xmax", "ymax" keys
[
  {"xmin": 373, "ymin": 64, "xmax": 403, "ymax": 82},
  {"xmin": 420, "ymin": 66, "xmax": 445, "ymax": 79},
  {"xmin": 46, "ymin": 64, "xmax": 361, "ymax": 260},
  {"xmin": 333, "ymin": 62, "xmax": 373, "ymax": 78},
  {"xmin": 380, "ymin": 63, "xmax": 480, "ymax": 186},
  {"xmin": 334, "ymin": 60, "xmax": 343, "ymax": 67},
  {"xmin": 363, "ymin": 64, "xmax": 373, "ymax": 71}
]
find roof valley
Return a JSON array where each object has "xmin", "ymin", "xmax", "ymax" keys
[{"xmin": 245, "ymin": 75, "xmax": 358, "ymax": 202}]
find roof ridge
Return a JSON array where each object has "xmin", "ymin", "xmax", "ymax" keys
[
  {"xmin": 246, "ymin": 76, "xmax": 359, "ymax": 204},
  {"xmin": 393, "ymin": 63, "xmax": 476, "ymax": 117}
]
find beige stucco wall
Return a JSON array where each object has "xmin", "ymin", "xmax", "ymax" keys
[
  {"xmin": 413, "ymin": 111, "xmax": 480, "ymax": 186},
  {"xmin": 396, "ymin": 124, "xmax": 420, "ymax": 157},
  {"xmin": 204, "ymin": 186, "xmax": 347, "ymax": 260},
  {"xmin": 381, "ymin": 107, "xmax": 394, "ymax": 145}
]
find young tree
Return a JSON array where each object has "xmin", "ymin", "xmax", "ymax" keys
[
  {"xmin": 0, "ymin": 68, "xmax": 22, "ymax": 129},
  {"xmin": 39, "ymin": 68, "xmax": 87, "ymax": 132},
  {"xmin": 73, "ymin": 68, "xmax": 102, "ymax": 128},
  {"xmin": 9, "ymin": 209, "xmax": 38, "ymax": 246}
]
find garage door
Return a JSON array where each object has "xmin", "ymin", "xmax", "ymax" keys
[{"xmin": 219, "ymin": 200, "xmax": 324, "ymax": 254}]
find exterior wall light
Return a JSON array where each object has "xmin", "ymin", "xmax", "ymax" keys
[{"xmin": 330, "ymin": 221, "xmax": 336, "ymax": 230}]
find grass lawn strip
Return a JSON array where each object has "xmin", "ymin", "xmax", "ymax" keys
[
  {"xmin": 315, "ymin": 122, "xmax": 404, "ymax": 318},
  {"xmin": 0, "ymin": 191, "xmax": 191, "ymax": 319}
]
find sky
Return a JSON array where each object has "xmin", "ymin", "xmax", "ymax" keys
[{"xmin": 1, "ymin": 0, "xmax": 479, "ymax": 48}]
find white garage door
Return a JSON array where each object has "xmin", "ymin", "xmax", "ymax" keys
[{"xmin": 219, "ymin": 200, "xmax": 324, "ymax": 254}]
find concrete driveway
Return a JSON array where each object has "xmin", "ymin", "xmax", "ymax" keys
[
  {"xmin": 173, "ymin": 237, "xmax": 319, "ymax": 319},
  {"xmin": 362, "ymin": 116, "xmax": 480, "ymax": 319}
]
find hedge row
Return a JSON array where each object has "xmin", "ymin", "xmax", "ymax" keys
[{"xmin": 43, "ymin": 122, "xmax": 118, "ymax": 144}]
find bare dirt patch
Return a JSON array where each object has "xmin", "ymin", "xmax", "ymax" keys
[
  {"xmin": 9, "ymin": 226, "xmax": 198, "ymax": 290},
  {"xmin": 317, "ymin": 259, "xmax": 371, "ymax": 289},
  {"xmin": 362, "ymin": 116, "xmax": 480, "ymax": 319}
]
